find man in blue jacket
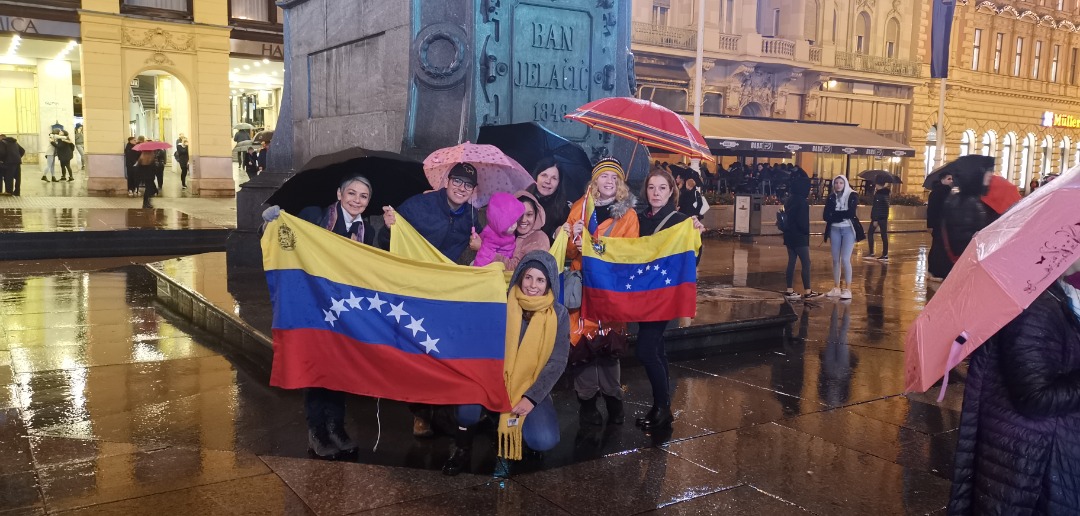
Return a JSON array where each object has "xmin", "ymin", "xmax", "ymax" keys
[{"xmin": 379, "ymin": 162, "xmax": 483, "ymax": 436}]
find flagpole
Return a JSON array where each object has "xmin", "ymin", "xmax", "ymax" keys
[
  {"xmin": 691, "ymin": 0, "xmax": 705, "ymax": 173},
  {"xmin": 934, "ymin": 77, "xmax": 947, "ymax": 168}
]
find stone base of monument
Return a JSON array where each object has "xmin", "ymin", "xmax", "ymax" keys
[{"xmin": 146, "ymin": 253, "xmax": 797, "ymax": 378}]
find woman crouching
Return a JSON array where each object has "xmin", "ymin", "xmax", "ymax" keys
[{"xmin": 443, "ymin": 250, "xmax": 570, "ymax": 478}]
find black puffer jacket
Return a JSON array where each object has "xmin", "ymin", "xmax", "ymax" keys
[
  {"xmin": 783, "ymin": 178, "xmax": 811, "ymax": 248},
  {"xmin": 927, "ymin": 183, "xmax": 950, "ymax": 230},
  {"xmin": 941, "ymin": 167, "xmax": 990, "ymax": 263},
  {"xmin": 948, "ymin": 283, "xmax": 1080, "ymax": 515},
  {"xmin": 870, "ymin": 187, "xmax": 890, "ymax": 221}
]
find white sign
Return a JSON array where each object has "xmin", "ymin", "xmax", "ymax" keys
[{"xmin": 734, "ymin": 195, "xmax": 751, "ymax": 234}]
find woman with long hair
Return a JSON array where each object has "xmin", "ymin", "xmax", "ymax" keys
[
  {"xmin": 564, "ymin": 158, "xmax": 639, "ymax": 426},
  {"xmin": 527, "ymin": 157, "xmax": 570, "ymax": 240},
  {"xmin": 822, "ymin": 176, "xmax": 862, "ymax": 299}
]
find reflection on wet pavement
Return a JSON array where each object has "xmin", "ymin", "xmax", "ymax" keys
[{"xmin": 0, "ymin": 233, "xmax": 961, "ymax": 514}]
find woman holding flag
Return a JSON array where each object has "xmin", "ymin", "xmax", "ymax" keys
[
  {"xmin": 565, "ymin": 158, "xmax": 640, "ymax": 426},
  {"xmin": 442, "ymin": 251, "xmax": 570, "ymax": 478},
  {"xmin": 634, "ymin": 168, "xmax": 705, "ymax": 431}
]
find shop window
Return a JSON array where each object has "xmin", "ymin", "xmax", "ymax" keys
[
  {"xmin": 1019, "ymin": 134, "xmax": 1034, "ymax": 185},
  {"xmin": 1042, "ymin": 136, "xmax": 1053, "ymax": 176},
  {"xmin": 924, "ymin": 125, "xmax": 939, "ymax": 176},
  {"xmin": 123, "ymin": 0, "xmax": 188, "ymax": 11},
  {"xmin": 1060, "ymin": 138, "xmax": 1070, "ymax": 174},
  {"xmin": 702, "ymin": 93, "xmax": 723, "ymax": 115},
  {"xmin": 972, "ymin": 29, "xmax": 982, "ymax": 70}
]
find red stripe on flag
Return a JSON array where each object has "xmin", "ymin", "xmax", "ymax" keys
[
  {"xmin": 581, "ymin": 283, "xmax": 697, "ymax": 322},
  {"xmin": 270, "ymin": 328, "xmax": 511, "ymax": 412}
]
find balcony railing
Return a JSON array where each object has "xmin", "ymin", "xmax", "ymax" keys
[
  {"xmin": 718, "ymin": 33, "xmax": 741, "ymax": 53},
  {"xmin": 761, "ymin": 38, "xmax": 795, "ymax": 59},
  {"xmin": 631, "ymin": 22, "xmax": 697, "ymax": 51},
  {"xmin": 809, "ymin": 46, "xmax": 822, "ymax": 64},
  {"xmin": 835, "ymin": 51, "xmax": 923, "ymax": 78}
]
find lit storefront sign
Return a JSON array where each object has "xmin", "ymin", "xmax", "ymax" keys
[
  {"xmin": 0, "ymin": 16, "xmax": 79, "ymax": 38},
  {"xmin": 1042, "ymin": 111, "xmax": 1080, "ymax": 129}
]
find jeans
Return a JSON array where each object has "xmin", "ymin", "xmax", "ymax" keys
[
  {"xmin": 867, "ymin": 220, "xmax": 889, "ymax": 256},
  {"xmin": 305, "ymin": 387, "xmax": 345, "ymax": 432},
  {"xmin": 179, "ymin": 162, "xmax": 189, "ymax": 186},
  {"xmin": 457, "ymin": 396, "xmax": 560, "ymax": 452},
  {"xmin": 75, "ymin": 144, "xmax": 85, "ymax": 167},
  {"xmin": 635, "ymin": 321, "xmax": 671, "ymax": 407},
  {"xmin": 45, "ymin": 153, "xmax": 55, "ymax": 176},
  {"xmin": 829, "ymin": 225, "xmax": 856, "ymax": 287},
  {"xmin": 785, "ymin": 245, "xmax": 812, "ymax": 290}
]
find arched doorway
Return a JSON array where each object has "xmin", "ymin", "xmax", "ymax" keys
[
  {"xmin": 959, "ymin": 129, "xmax": 975, "ymax": 156},
  {"xmin": 129, "ymin": 70, "xmax": 191, "ymax": 197},
  {"xmin": 1040, "ymin": 135, "xmax": 1053, "ymax": 178},
  {"xmin": 740, "ymin": 102, "xmax": 766, "ymax": 117},
  {"xmin": 924, "ymin": 124, "xmax": 939, "ymax": 176}
]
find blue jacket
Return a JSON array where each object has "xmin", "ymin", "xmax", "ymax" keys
[{"xmin": 377, "ymin": 189, "xmax": 479, "ymax": 262}]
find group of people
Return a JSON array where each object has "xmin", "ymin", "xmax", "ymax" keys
[
  {"xmin": 263, "ymin": 154, "xmax": 705, "ymax": 478},
  {"xmin": 123, "ymin": 135, "xmax": 189, "ymax": 208},
  {"xmin": 40, "ymin": 125, "xmax": 85, "ymax": 183}
]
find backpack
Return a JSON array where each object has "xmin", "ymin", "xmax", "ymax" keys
[{"xmin": 776, "ymin": 209, "xmax": 788, "ymax": 232}]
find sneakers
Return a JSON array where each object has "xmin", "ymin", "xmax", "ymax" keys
[
  {"xmin": 803, "ymin": 291, "xmax": 823, "ymax": 299},
  {"xmin": 41, "ymin": 175, "xmax": 48, "ymax": 181},
  {"xmin": 825, "ymin": 288, "xmax": 842, "ymax": 298},
  {"xmin": 840, "ymin": 289, "xmax": 853, "ymax": 300},
  {"xmin": 412, "ymin": 415, "xmax": 434, "ymax": 437},
  {"xmin": 783, "ymin": 290, "xmax": 802, "ymax": 300},
  {"xmin": 878, "ymin": 255, "xmax": 889, "ymax": 262},
  {"xmin": 863, "ymin": 254, "xmax": 877, "ymax": 260},
  {"xmin": 51, "ymin": 177, "xmax": 60, "ymax": 182}
]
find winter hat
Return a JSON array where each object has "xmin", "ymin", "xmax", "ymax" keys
[
  {"xmin": 448, "ymin": 162, "xmax": 478, "ymax": 186},
  {"xmin": 591, "ymin": 158, "xmax": 625, "ymax": 182}
]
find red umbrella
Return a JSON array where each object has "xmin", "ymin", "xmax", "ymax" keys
[
  {"xmin": 564, "ymin": 97, "xmax": 715, "ymax": 163},
  {"xmin": 133, "ymin": 141, "xmax": 172, "ymax": 151},
  {"xmin": 982, "ymin": 175, "xmax": 1022, "ymax": 215}
]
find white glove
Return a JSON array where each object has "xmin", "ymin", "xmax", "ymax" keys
[{"xmin": 262, "ymin": 205, "xmax": 281, "ymax": 222}]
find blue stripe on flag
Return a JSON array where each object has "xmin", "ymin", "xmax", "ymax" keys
[
  {"xmin": 266, "ymin": 269, "xmax": 506, "ymax": 359},
  {"xmin": 581, "ymin": 250, "xmax": 697, "ymax": 293}
]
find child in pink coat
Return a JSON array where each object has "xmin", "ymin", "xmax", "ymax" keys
[{"xmin": 472, "ymin": 192, "xmax": 525, "ymax": 267}]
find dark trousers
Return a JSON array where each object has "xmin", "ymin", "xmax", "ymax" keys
[
  {"xmin": 179, "ymin": 162, "xmax": 189, "ymax": 186},
  {"xmin": 59, "ymin": 159, "xmax": 72, "ymax": 178},
  {"xmin": 636, "ymin": 320, "xmax": 671, "ymax": 407},
  {"xmin": 867, "ymin": 220, "xmax": 889, "ymax": 256},
  {"xmin": 305, "ymin": 388, "xmax": 346, "ymax": 432},
  {"xmin": 785, "ymin": 245, "xmax": 812, "ymax": 290},
  {"xmin": 126, "ymin": 166, "xmax": 139, "ymax": 192},
  {"xmin": 928, "ymin": 228, "xmax": 951, "ymax": 278},
  {"xmin": 155, "ymin": 166, "xmax": 164, "ymax": 190},
  {"xmin": 1, "ymin": 165, "xmax": 19, "ymax": 195},
  {"xmin": 457, "ymin": 396, "xmax": 560, "ymax": 452},
  {"xmin": 141, "ymin": 169, "xmax": 157, "ymax": 206}
]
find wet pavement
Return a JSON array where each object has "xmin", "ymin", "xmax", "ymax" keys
[{"xmin": 0, "ymin": 233, "xmax": 960, "ymax": 515}]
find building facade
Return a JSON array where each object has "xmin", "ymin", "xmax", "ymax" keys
[
  {"xmin": 631, "ymin": 0, "xmax": 928, "ymax": 185},
  {"xmin": 0, "ymin": 0, "xmax": 284, "ymax": 197},
  {"xmin": 912, "ymin": 0, "xmax": 1080, "ymax": 192}
]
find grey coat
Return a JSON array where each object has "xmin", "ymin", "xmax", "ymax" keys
[{"xmin": 508, "ymin": 251, "xmax": 571, "ymax": 404}]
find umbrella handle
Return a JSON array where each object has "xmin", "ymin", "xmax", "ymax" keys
[{"xmin": 936, "ymin": 332, "xmax": 968, "ymax": 402}]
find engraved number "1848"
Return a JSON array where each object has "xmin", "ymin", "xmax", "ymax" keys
[{"xmin": 533, "ymin": 102, "xmax": 570, "ymax": 123}]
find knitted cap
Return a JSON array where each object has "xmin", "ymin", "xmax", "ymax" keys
[{"xmin": 591, "ymin": 158, "xmax": 625, "ymax": 182}]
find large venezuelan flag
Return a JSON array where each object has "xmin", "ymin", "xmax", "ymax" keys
[
  {"xmin": 581, "ymin": 218, "xmax": 700, "ymax": 322},
  {"xmin": 262, "ymin": 212, "xmax": 511, "ymax": 412}
]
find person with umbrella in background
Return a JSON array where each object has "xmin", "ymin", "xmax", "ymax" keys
[
  {"xmin": 174, "ymin": 138, "xmax": 190, "ymax": 190},
  {"xmin": 526, "ymin": 157, "xmax": 571, "ymax": 241},
  {"xmin": 927, "ymin": 172, "xmax": 954, "ymax": 281},
  {"xmin": 864, "ymin": 176, "xmax": 891, "ymax": 262},
  {"xmin": 132, "ymin": 150, "xmax": 157, "ymax": 209},
  {"xmin": 233, "ymin": 124, "xmax": 252, "ymax": 169},
  {"xmin": 940, "ymin": 158, "xmax": 995, "ymax": 278},
  {"xmin": 379, "ymin": 162, "xmax": 484, "ymax": 437},
  {"xmin": 153, "ymin": 141, "xmax": 167, "ymax": 192},
  {"xmin": 261, "ymin": 173, "xmax": 376, "ymax": 460}
]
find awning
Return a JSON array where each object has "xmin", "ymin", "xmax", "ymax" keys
[{"xmin": 690, "ymin": 115, "xmax": 916, "ymax": 158}]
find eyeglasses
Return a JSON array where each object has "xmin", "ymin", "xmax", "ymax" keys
[{"xmin": 450, "ymin": 177, "xmax": 476, "ymax": 191}]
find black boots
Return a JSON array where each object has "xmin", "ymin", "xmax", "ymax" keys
[
  {"xmin": 578, "ymin": 395, "xmax": 604, "ymax": 426},
  {"xmin": 636, "ymin": 406, "xmax": 660, "ymax": 427},
  {"xmin": 603, "ymin": 395, "xmax": 624, "ymax": 425},
  {"xmin": 640, "ymin": 405, "xmax": 673, "ymax": 431},
  {"xmin": 442, "ymin": 426, "xmax": 473, "ymax": 476}
]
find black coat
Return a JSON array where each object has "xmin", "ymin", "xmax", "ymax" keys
[
  {"xmin": 0, "ymin": 137, "xmax": 24, "ymax": 166},
  {"xmin": 637, "ymin": 198, "xmax": 690, "ymax": 236},
  {"xmin": 927, "ymin": 184, "xmax": 950, "ymax": 230},
  {"xmin": 782, "ymin": 195, "xmax": 811, "ymax": 248},
  {"xmin": 677, "ymin": 187, "xmax": 703, "ymax": 217},
  {"xmin": 174, "ymin": 145, "xmax": 189, "ymax": 165},
  {"xmin": 870, "ymin": 188, "xmax": 890, "ymax": 221},
  {"xmin": 55, "ymin": 140, "xmax": 75, "ymax": 162},
  {"xmin": 949, "ymin": 284, "xmax": 1080, "ymax": 515},
  {"xmin": 822, "ymin": 192, "xmax": 862, "ymax": 242},
  {"xmin": 941, "ymin": 168, "xmax": 990, "ymax": 263},
  {"xmin": 124, "ymin": 143, "xmax": 139, "ymax": 169}
]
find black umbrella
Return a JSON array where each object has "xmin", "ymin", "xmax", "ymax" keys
[
  {"xmin": 264, "ymin": 148, "xmax": 431, "ymax": 216},
  {"xmin": 253, "ymin": 130, "xmax": 274, "ymax": 143},
  {"xmin": 476, "ymin": 122, "xmax": 592, "ymax": 201},
  {"xmin": 858, "ymin": 169, "xmax": 901, "ymax": 184},
  {"xmin": 923, "ymin": 155, "xmax": 994, "ymax": 189}
]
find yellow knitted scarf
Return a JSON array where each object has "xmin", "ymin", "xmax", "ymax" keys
[{"xmin": 499, "ymin": 286, "xmax": 557, "ymax": 460}]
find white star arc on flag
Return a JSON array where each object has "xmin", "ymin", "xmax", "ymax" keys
[{"xmin": 324, "ymin": 294, "xmax": 443, "ymax": 355}]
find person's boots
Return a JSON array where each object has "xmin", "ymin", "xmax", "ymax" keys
[
  {"xmin": 326, "ymin": 419, "xmax": 358, "ymax": 456},
  {"xmin": 636, "ymin": 406, "xmax": 659, "ymax": 427},
  {"xmin": 642, "ymin": 405, "xmax": 673, "ymax": 431},
  {"xmin": 578, "ymin": 395, "xmax": 603, "ymax": 426},
  {"xmin": 603, "ymin": 394, "xmax": 624, "ymax": 425},
  {"xmin": 442, "ymin": 426, "xmax": 473, "ymax": 476},
  {"xmin": 307, "ymin": 426, "xmax": 339, "ymax": 460}
]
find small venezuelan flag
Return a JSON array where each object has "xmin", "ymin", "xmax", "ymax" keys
[
  {"xmin": 581, "ymin": 218, "xmax": 700, "ymax": 322},
  {"xmin": 262, "ymin": 212, "xmax": 511, "ymax": 412}
]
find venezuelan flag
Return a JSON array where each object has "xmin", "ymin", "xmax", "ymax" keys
[
  {"xmin": 581, "ymin": 218, "xmax": 700, "ymax": 322},
  {"xmin": 262, "ymin": 212, "xmax": 511, "ymax": 412}
]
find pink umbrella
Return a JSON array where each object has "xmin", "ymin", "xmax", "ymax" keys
[
  {"xmin": 133, "ymin": 141, "xmax": 172, "ymax": 151},
  {"xmin": 423, "ymin": 142, "xmax": 534, "ymax": 207},
  {"xmin": 906, "ymin": 167, "xmax": 1080, "ymax": 396}
]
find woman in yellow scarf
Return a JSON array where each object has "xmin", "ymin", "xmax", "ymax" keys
[{"xmin": 442, "ymin": 250, "xmax": 571, "ymax": 478}]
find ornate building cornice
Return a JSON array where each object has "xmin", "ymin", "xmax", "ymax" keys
[{"xmin": 966, "ymin": 0, "xmax": 1080, "ymax": 32}]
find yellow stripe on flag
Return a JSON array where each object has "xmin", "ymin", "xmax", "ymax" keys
[
  {"xmin": 390, "ymin": 215, "xmax": 456, "ymax": 265},
  {"xmin": 549, "ymin": 228, "xmax": 568, "ymax": 272},
  {"xmin": 582, "ymin": 218, "xmax": 701, "ymax": 263},
  {"xmin": 262, "ymin": 212, "xmax": 507, "ymax": 304}
]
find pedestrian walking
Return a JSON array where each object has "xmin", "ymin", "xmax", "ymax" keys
[
  {"xmin": 124, "ymin": 137, "xmax": 140, "ymax": 197},
  {"xmin": 526, "ymin": 157, "xmax": 570, "ymax": 240},
  {"xmin": 133, "ymin": 151, "xmax": 157, "ymax": 209},
  {"xmin": 153, "ymin": 145, "xmax": 167, "ymax": 192},
  {"xmin": 940, "ymin": 159, "xmax": 995, "ymax": 278},
  {"xmin": 507, "ymin": 191, "xmax": 551, "ymax": 270},
  {"xmin": 243, "ymin": 147, "xmax": 260, "ymax": 180},
  {"xmin": 633, "ymin": 168, "xmax": 705, "ymax": 432},
  {"xmin": 74, "ymin": 124, "xmax": 85, "ymax": 170},
  {"xmin": 865, "ymin": 178, "xmax": 891, "ymax": 262},
  {"xmin": 948, "ymin": 257, "xmax": 1080, "ymax": 514},
  {"xmin": 926, "ymin": 172, "xmax": 953, "ymax": 281},
  {"xmin": 442, "ymin": 251, "xmax": 570, "ymax": 478},
  {"xmin": 782, "ymin": 174, "xmax": 821, "ymax": 300},
  {"xmin": 0, "ymin": 134, "xmax": 25, "ymax": 196},
  {"xmin": 823, "ymin": 176, "xmax": 864, "ymax": 300},
  {"xmin": 234, "ymin": 127, "xmax": 251, "ymax": 169},
  {"xmin": 55, "ymin": 135, "xmax": 75, "ymax": 181},
  {"xmin": 676, "ymin": 170, "xmax": 705, "ymax": 218},
  {"xmin": 174, "ymin": 138, "xmax": 190, "ymax": 190},
  {"xmin": 565, "ymin": 158, "xmax": 640, "ymax": 427}
]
